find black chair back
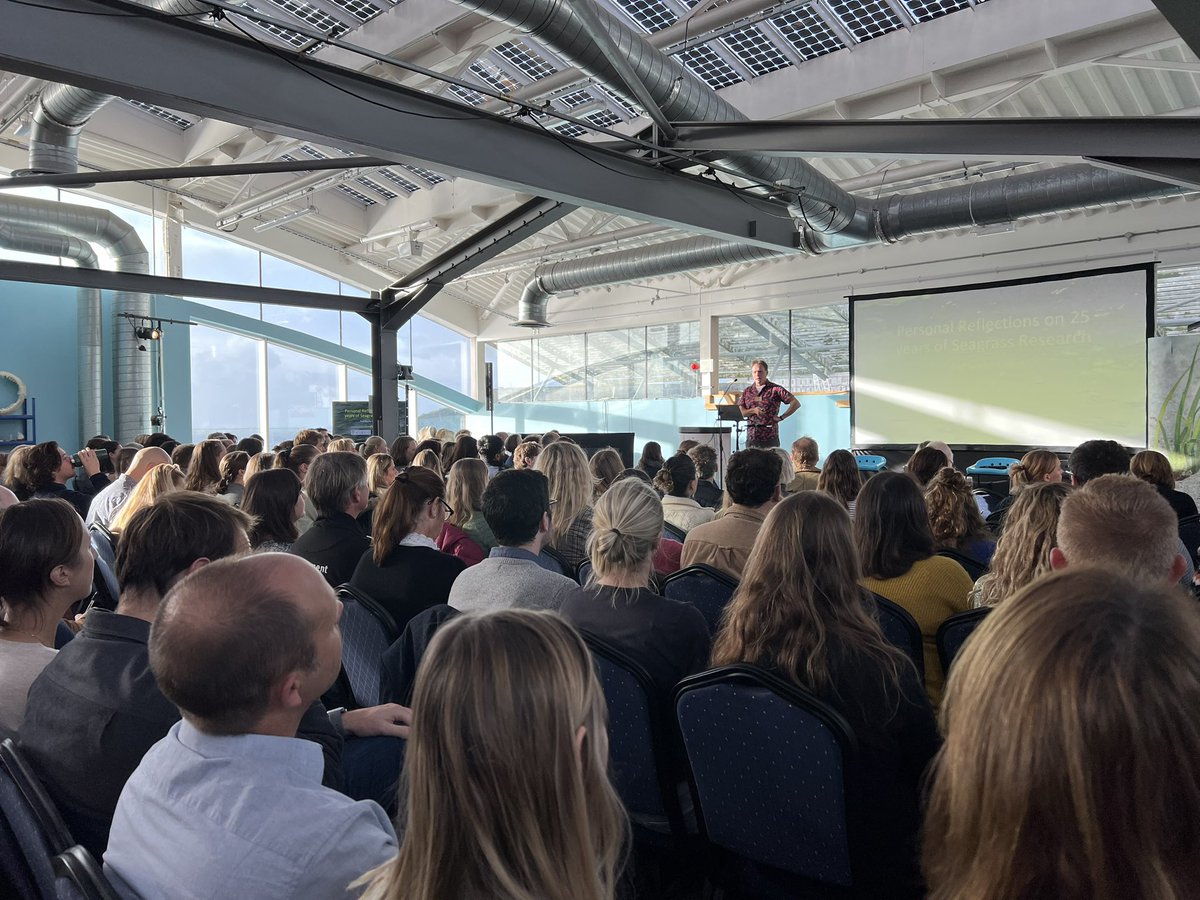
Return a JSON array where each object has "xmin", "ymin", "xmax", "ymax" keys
[
  {"xmin": 661, "ymin": 564, "xmax": 739, "ymax": 634},
  {"xmin": 937, "ymin": 548, "xmax": 988, "ymax": 582},
  {"xmin": 52, "ymin": 846, "xmax": 120, "ymax": 900},
  {"xmin": 335, "ymin": 584, "xmax": 401, "ymax": 708},
  {"xmin": 539, "ymin": 546, "xmax": 572, "ymax": 579},
  {"xmin": 1179, "ymin": 514, "xmax": 1200, "ymax": 568},
  {"xmin": 582, "ymin": 632, "xmax": 687, "ymax": 838},
  {"xmin": 576, "ymin": 558, "xmax": 594, "ymax": 586},
  {"xmin": 869, "ymin": 593, "xmax": 924, "ymax": 683},
  {"xmin": 380, "ymin": 604, "xmax": 461, "ymax": 706},
  {"xmin": 674, "ymin": 665, "xmax": 856, "ymax": 887},
  {"xmin": 662, "ymin": 522, "xmax": 688, "ymax": 543},
  {"xmin": 0, "ymin": 740, "xmax": 67, "ymax": 899},
  {"xmin": 0, "ymin": 741, "xmax": 72, "ymax": 856},
  {"xmin": 936, "ymin": 607, "xmax": 993, "ymax": 675}
]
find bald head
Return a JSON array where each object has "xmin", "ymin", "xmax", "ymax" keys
[
  {"xmin": 128, "ymin": 446, "xmax": 171, "ymax": 480},
  {"xmin": 0, "ymin": 485, "xmax": 17, "ymax": 510},
  {"xmin": 150, "ymin": 553, "xmax": 336, "ymax": 735}
]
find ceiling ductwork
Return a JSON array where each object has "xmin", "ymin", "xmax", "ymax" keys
[
  {"xmin": 459, "ymin": 0, "xmax": 1187, "ymax": 325},
  {"xmin": 0, "ymin": 222, "xmax": 103, "ymax": 439},
  {"xmin": 516, "ymin": 236, "xmax": 780, "ymax": 327},
  {"xmin": 0, "ymin": 194, "xmax": 153, "ymax": 440},
  {"xmin": 18, "ymin": 0, "xmax": 212, "ymax": 176}
]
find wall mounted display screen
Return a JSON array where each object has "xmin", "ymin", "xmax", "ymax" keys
[{"xmin": 850, "ymin": 265, "xmax": 1152, "ymax": 448}]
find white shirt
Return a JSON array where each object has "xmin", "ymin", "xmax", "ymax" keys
[
  {"xmin": 661, "ymin": 495, "xmax": 716, "ymax": 534},
  {"xmin": 85, "ymin": 474, "xmax": 135, "ymax": 529}
]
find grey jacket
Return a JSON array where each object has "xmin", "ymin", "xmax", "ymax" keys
[{"xmin": 448, "ymin": 555, "xmax": 584, "ymax": 614}]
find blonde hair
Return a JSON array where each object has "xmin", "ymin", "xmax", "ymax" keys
[
  {"xmin": 446, "ymin": 458, "xmax": 487, "ymax": 528},
  {"xmin": 1056, "ymin": 474, "xmax": 1178, "ymax": 581},
  {"xmin": 924, "ymin": 566, "xmax": 1200, "ymax": 900},
  {"xmin": 110, "ymin": 463, "xmax": 185, "ymax": 533},
  {"xmin": 589, "ymin": 448, "xmax": 624, "ymax": 498},
  {"xmin": 358, "ymin": 611, "xmax": 627, "ymax": 900},
  {"xmin": 1130, "ymin": 449, "xmax": 1175, "ymax": 489},
  {"xmin": 1008, "ymin": 449, "xmax": 1060, "ymax": 491},
  {"xmin": 245, "ymin": 451, "xmax": 275, "ymax": 479},
  {"xmin": 976, "ymin": 482, "xmax": 1070, "ymax": 607},
  {"xmin": 411, "ymin": 449, "xmax": 443, "ymax": 479},
  {"xmin": 536, "ymin": 442, "xmax": 595, "ymax": 549},
  {"xmin": 327, "ymin": 437, "xmax": 356, "ymax": 453},
  {"xmin": 367, "ymin": 453, "xmax": 395, "ymax": 496},
  {"xmin": 924, "ymin": 467, "xmax": 988, "ymax": 550},
  {"xmin": 587, "ymin": 478, "xmax": 660, "ymax": 585}
]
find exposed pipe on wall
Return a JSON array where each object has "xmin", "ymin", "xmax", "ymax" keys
[
  {"xmin": 0, "ymin": 194, "xmax": 152, "ymax": 440},
  {"xmin": 0, "ymin": 222, "xmax": 103, "ymax": 439}
]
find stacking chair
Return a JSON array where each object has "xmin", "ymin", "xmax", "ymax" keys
[
  {"xmin": 52, "ymin": 845, "xmax": 120, "ymax": 900},
  {"xmin": 581, "ymin": 632, "xmax": 687, "ymax": 841},
  {"xmin": 661, "ymin": 565, "xmax": 739, "ymax": 634},
  {"xmin": 0, "ymin": 738, "xmax": 74, "ymax": 899},
  {"xmin": 675, "ymin": 664, "xmax": 857, "ymax": 895},
  {"xmin": 335, "ymin": 584, "xmax": 400, "ymax": 708},
  {"xmin": 936, "ymin": 607, "xmax": 992, "ymax": 675},
  {"xmin": 936, "ymin": 547, "xmax": 988, "ymax": 582},
  {"xmin": 576, "ymin": 557, "xmax": 594, "ymax": 586},
  {"xmin": 539, "ymin": 546, "xmax": 572, "ymax": 579},
  {"xmin": 380, "ymin": 604, "xmax": 461, "ymax": 706},
  {"xmin": 868, "ymin": 593, "xmax": 924, "ymax": 683},
  {"xmin": 662, "ymin": 522, "xmax": 688, "ymax": 543}
]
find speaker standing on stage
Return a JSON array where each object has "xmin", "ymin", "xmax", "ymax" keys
[{"xmin": 739, "ymin": 360, "xmax": 800, "ymax": 449}]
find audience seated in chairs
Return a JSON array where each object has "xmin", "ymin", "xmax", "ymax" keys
[
  {"xmin": 447, "ymin": 468, "xmax": 585, "ymax": 614},
  {"xmin": 535, "ymin": 441, "xmax": 597, "ymax": 572},
  {"xmin": 923, "ymin": 566, "xmax": 1200, "ymax": 900},
  {"xmin": 712, "ymin": 490, "xmax": 937, "ymax": 899},
  {"xmin": 855, "ymin": 471, "xmax": 973, "ymax": 708},
  {"xmin": 561, "ymin": 478, "xmax": 710, "ymax": 698},
  {"xmin": 924, "ymin": 467, "xmax": 997, "ymax": 568},
  {"xmin": 84, "ymin": 446, "xmax": 170, "ymax": 530},
  {"xmin": 682, "ymin": 448, "xmax": 782, "ymax": 579},
  {"xmin": 817, "ymin": 449, "xmax": 862, "ymax": 520},
  {"xmin": 289, "ymin": 452, "xmax": 371, "ymax": 588},
  {"xmin": 1051, "ymin": 473, "xmax": 1190, "ymax": 585},
  {"xmin": 655, "ymin": 454, "xmax": 714, "ymax": 535},
  {"xmin": 104, "ymin": 553, "xmax": 403, "ymax": 900},
  {"xmin": 972, "ymin": 482, "xmax": 1070, "ymax": 607},
  {"xmin": 356, "ymin": 610, "xmax": 627, "ymax": 900},
  {"xmin": 1130, "ymin": 448, "xmax": 1199, "ymax": 522},
  {"xmin": 243, "ymin": 468, "xmax": 304, "ymax": 552},
  {"xmin": 0, "ymin": 499, "xmax": 96, "ymax": 740},
  {"xmin": 182, "ymin": 439, "xmax": 226, "ymax": 494},
  {"xmin": 350, "ymin": 466, "xmax": 465, "ymax": 633},
  {"xmin": 439, "ymin": 458, "xmax": 496, "ymax": 562}
]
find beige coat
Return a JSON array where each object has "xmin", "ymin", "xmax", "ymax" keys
[{"xmin": 661, "ymin": 495, "xmax": 716, "ymax": 534}]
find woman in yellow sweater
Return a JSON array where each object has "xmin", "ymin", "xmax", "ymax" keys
[{"xmin": 855, "ymin": 471, "xmax": 973, "ymax": 707}]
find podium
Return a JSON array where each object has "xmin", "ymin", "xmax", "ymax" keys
[{"xmin": 679, "ymin": 426, "xmax": 731, "ymax": 481}]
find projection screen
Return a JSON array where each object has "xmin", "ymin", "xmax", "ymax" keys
[{"xmin": 850, "ymin": 265, "xmax": 1153, "ymax": 448}]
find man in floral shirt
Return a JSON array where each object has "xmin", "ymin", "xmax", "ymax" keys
[{"xmin": 739, "ymin": 359, "xmax": 800, "ymax": 448}]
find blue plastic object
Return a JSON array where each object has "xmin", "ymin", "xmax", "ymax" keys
[{"xmin": 854, "ymin": 454, "xmax": 887, "ymax": 472}]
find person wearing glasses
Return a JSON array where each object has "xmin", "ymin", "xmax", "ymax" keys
[{"xmin": 350, "ymin": 466, "xmax": 466, "ymax": 632}]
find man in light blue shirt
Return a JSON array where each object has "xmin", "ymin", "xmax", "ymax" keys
[
  {"xmin": 104, "ymin": 553, "xmax": 400, "ymax": 899},
  {"xmin": 85, "ymin": 446, "xmax": 170, "ymax": 530}
]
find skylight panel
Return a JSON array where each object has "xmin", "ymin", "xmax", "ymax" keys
[
  {"xmin": 299, "ymin": 145, "xmax": 329, "ymax": 159},
  {"xmin": 357, "ymin": 177, "xmax": 398, "ymax": 200},
  {"xmin": 377, "ymin": 169, "xmax": 421, "ymax": 192},
  {"xmin": 558, "ymin": 90, "xmax": 595, "ymax": 109},
  {"xmin": 825, "ymin": 0, "xmax": 904, "ymax": 41},
  {"xmin": 325, "ymin": 0, "xmax": 383, "ymax": 22},
  {"xmin": 122, "ymin": 100, "xmax": 194, "ymax": 129},
  {"xmin": 585, "ymin": 110, "xmax": 623, "ymax": 128},
  {"xmin": 468, "ymin": 60, "xmax": 522, "ymax": 94},
  {"xmin": 336, "ymin": 184, "xmax": 378, "ymax": 205},
  {"xmin": 596, "ymin": 85, "xmax": 638, "ymax": 117},
  {"xmin": 493, "ymin": 41, "xmax": 558, "ymax": 82},
  {"xmin": 613, "ymin": 0, "xmax": 678, "ymax": 34},
  {"xmin": 448, "ymin": 83, "xmax": 487, "ymax": 106},
  {"xmin": 552, "ymin": 122, "xmax": 589, "ymax": 138},
  {"xmin": 264, "ymin": 0, "xmax": 342, "ymax": 33},
  {"xmin": 674, "ymin": 44, "xmax": 744, "ymax": 90},
  {"xmin": 719, "ymin": 25, "xmax": 792, "ymax": 77},
  {"xmin": 769, "ymin": 6, "xmax": 845, "ymax": 60},
  {"xmin": 394, "ymin": 163, "xmax": 447, "ymax": 186},
  {"xmin": 238, "ymin": 3, "xmax": 312, "ymax": 48},
  {"xmin": 900, "ymin": 0, "xmax": 971, "ymax": 19}
]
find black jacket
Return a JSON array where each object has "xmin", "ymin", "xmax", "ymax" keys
[{"xmin": 290, "ymin": 512, "xmax": 371, "ymax": 588}]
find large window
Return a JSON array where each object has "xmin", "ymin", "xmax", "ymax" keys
[
  {"xmin": 266, "ymin": 344, "xmax": 341, "ymax": 446},
  {"xmin": 190, "ymin": 325, "xmax": 262, "ymax": 442},
  {"xmin": 719, "ymin": 305, "xmax": 849, "ymax": 393},
  {"xmin": 411, "ymin": 316, "xmax": 470, "ymax": 395},
  {"xmin": 487, "ymin": 321, "xmax": 702, "ymax": 403}
]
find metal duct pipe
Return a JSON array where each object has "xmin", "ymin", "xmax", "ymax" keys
[
  {"xmin": 0, "ymin": 223, "xmax": 103, "ymax": 440},
  {"xmin": 453, "ymin": 0, "xmax": 857, "ymax": 230},
  {"xmin": 516, "ymin": 236, "xmax": 781, "ymax": 326},
  {"xmin": 20, "ymin": 0, "xmax": 212, "ymax": 175},
  {"xmin": 0, "ymin": 194, "xmax": 152, "ymax": 440}
]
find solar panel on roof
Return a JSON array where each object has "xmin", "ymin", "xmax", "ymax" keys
[
  {"xmin": 558, "ymin": 90, "xmax": 595, "ymax": 109},
  {"xmin": 395, "ymin": 163, "xmax": 447, "ymax": 185},
  {"xmin": 769, "ymin": 6, "xmax": 845, "ymax": 60},
  {"xmin": 825, "ymin": 0, "xmax": 905, "ymax": 41},
  {"xmin": 586, "ymin": 110, "xmax": 623, "ymax": 128},
  {"xmin": 612, "ymin": 0, "xmax": 677, "ymax": 33},
  {"xmin": 123, "ymin": 100, "xmax": 195, "ymax": 129},
  {"xmin": 469, "ymin": 60, "xmax": 521, "ymax": 94},
  {"xmin": 553, "ymin": 122, "xmax": 589, "ymax": 138},
  {"xmin": 448, "ymin": 83, "xmax": 487, "ymax": 106},
  {"xmin": 675, "ymin": 43, "xmax": 744, "ymax": 89},
  {"xmin": 900, "ymin": 0, "xmax": 972, "ymax": 21},
  {"xmin": 357, "ymin": 177, "xmax": 398, "ymax": 200},
  {"xmin": 719, "ymin": 25, "xmax": 792, "ymax": 76},
  {"xmin": 325, "ymin": 0, "xmax": 382, "ymax": 22},
  {"xmin": 336, "ymin": 184, "xmax": 378, "ymax": 205},
  {"xmin": 264, "ymin": 0, "xmax": 341, "ymax": 33},
  {"xmin": 494, "ymin": 41, "xmax": 558, "ymax": 81}
]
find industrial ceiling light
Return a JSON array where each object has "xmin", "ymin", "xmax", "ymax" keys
[{"xmin": 134, "ymin": 324, "xmax": 162, "ymax": 340}]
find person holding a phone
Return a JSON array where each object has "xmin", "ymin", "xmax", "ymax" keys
[{"xmin": 24, "ymin": 441, "xmax": 108, "ymax": 517}]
